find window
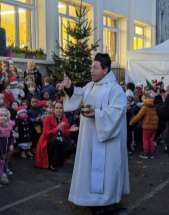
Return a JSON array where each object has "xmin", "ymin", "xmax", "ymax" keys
[
  {"xmin": 0, "ymin": 4, "xmax": 16, "ymax": 46},
  {"xmin": 58, "ymin": 2, "xmax": 78, "ymax": 50},
  {"xmin": 133, "ymin": 23, "xmax": 152, "ymax": 50},
  {"xmin": 19, "ymin": 8, "xmax": 32, "ymax": 48},
  {"xmin": 103, "ymin": 15, "xmax": 118, "ymax": 63},
  {"xmin": 133, "ymin": 25, "xmax": 144, "ymax": 50},
  {"xmin": 58, "ymin": 1, "xmax": 92, "ymax": 51},
  {"xmin": 0, "ymin": 1, "xmax": 34, "ymax": 48}
]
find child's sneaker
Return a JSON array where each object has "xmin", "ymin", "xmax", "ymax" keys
[
  {"xmin": 27, "ymin": 150, "xmax": 33, "ymax": 158},
  {"xmin": 20, "ymin": 151, "xmax": 27, "ymax": 159},
  {"xmin": 6, "ymin": 168, "xmax": 14, "ymax": 176},
  {"xmin": 139, "ymin": 154, "xmax": 149, "ymax": 159},
  {"xmin": 149, "ymin": 155, "xmax": 154, "ymax": 159},
  {"xmin": 0, "ymin": 173, "xmax": 9, "ymax": 185}
]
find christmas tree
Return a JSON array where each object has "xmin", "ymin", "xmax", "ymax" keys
[{"xmin": 53, "ymin": 0, "xmax": 99, "ymax": 86}]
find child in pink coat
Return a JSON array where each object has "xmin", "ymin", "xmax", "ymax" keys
[{"xmin": 0, "ymin": 108, "xmax": 15, "ymax": 185}]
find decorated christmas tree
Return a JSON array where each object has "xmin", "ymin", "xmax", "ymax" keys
[{"xmin": 53, "ymin": 0, "xmax": 99, "ymax": 86}]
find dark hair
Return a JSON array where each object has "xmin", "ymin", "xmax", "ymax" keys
[
  {"xmin": 44, "ymin": 76, "xmax": 51, "ymax": 84},
  {"xmin": 94, "ymin": 53, "xmax": 111, "ymax": 72},
  {"xmin": 127, "ymin": 82, "xmax": 135, "ymax": 92},
  {"xmin": 53, "ymin": 100, "xmax": 63, "ymax": 108}
]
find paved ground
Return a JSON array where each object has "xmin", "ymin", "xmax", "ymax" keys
[{"xmin": 1, "ymin": 148, "xmax": 169, "ymax": 215}]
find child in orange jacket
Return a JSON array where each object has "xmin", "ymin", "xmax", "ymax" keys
[{"xmin": 130, "ymin": 93, "xmax": 159, "ymax": 158}]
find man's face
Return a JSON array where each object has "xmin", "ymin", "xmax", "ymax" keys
[{"xmin": 90, "ymin": 61, "xmax": 108, "ymax": 82}]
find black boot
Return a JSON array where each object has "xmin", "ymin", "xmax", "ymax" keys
[{"xmin": 90, "ymin": 207, "xmax": 107, "ymax": 215}]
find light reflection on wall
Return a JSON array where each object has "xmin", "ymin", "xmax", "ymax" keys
[
  {"xmin": 19, "ymin": 8, "xmax": 32, "ymax": 48},
  {"xmin": 103, "ymin": 15, "xmax": 117, "ymax": 62}
]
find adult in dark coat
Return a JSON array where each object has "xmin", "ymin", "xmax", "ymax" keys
[
  {"xmin": 160, "ymin": 95, "xmax": 169, "ymax": 154},
  {"xmin": 24, "ymin": 61, "xmax": 42, "ymax": 93}
]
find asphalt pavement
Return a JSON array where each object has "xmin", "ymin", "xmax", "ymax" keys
[{"xmin": 1, "ymin": 149, "xmax": 169, "ymax": 215}]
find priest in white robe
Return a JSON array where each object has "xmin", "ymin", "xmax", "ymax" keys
[{"xmin": 58, "ymin": 53, "xmax": 130, "ymax": 213}]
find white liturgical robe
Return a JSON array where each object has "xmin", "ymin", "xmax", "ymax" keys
[{"xmin": 64, "ymin": 71, "xmax": 130, "ymax": 206}]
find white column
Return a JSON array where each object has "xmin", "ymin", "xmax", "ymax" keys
[
  {"xmin": 127, "ymin": 0, "xmax": 135, "ymax": 51},
  {"xmin": 94, "ymin": 0, "xmax": 104, "ymax": 52},
  {"xmin": 45, "ymin": 0, "xmax": 59, "ymax": 60}
]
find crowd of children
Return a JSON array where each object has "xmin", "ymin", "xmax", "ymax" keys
[
  {"xmin": 0, "ymin": 59, "xmax": 79, "ymax": 186},
  {"xmin": 126, "ymin": 80, "xmax": 169, "ymax": 159}
]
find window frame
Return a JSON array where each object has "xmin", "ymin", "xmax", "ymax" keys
[
  {"xmin": 103, "ymin": 14, "xmax": 120, "ymax": 65},
  {"xmin": 133, "ymin": 24, "xmax": 145, "ymax": 50},
  {"xmin": 0, "ymin": 0, "xmax": 35, "ymax": 48},
  {"xmin": 58, "ymin": 1, "xmax": 80, "ymax": 51},
  {"xmin": 58, "ymin": 1, "xmax": 93, "ymax": 55}
]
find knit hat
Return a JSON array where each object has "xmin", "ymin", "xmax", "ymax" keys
[
  {"xmin": 136, "ymin": 82, "xmax": 143, "ymax": 88},
  {"xmin": 17, "ymin": 106, "xmax": 27, "ymax": 115}
]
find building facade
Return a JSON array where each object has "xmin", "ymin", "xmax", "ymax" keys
[
  {"xmin": 156, "ymin": 0, "xmax": 169, "ymax": 44},
  {"xmin": 0, "ymin": 0, "xmax": 156, "ymax": 69}
]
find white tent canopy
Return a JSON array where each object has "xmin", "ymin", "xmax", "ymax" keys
[{"xmin": 126, "ymin": 39, "xmax": 169, "ymax": 87}]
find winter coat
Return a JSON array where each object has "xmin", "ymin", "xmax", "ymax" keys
[
  {"xmin": 155, "ymin": 94, "xmax": 169, "ymax": 122},
  {"xmin": 16, "ymin": 119, "xmax": 32, "ymax": 143},
  {"xmin": 24, "ymin": 69, "xmax": 42, "ymax": 90},
  {"xmin": 34, "ymin": 114, "xmax": 70, "ymax": 169},
  {"xmin": 130, "ymin": 99, "xmax": 159, "ymax": 130},
  {"xmin": 3, "ymin": 90, "xmax": 15, "ymax": 107}
]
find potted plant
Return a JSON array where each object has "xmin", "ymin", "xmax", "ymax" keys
[
  {"xmin": 35, "ymin": 48, "xmax": 46, "ymax": 60},
  {"xmin": 5, "ymin": 46, "xmax": 47, "ymax": 60},
  {"xmin": 13, "ymin": 47, "xmax": 25, "ymax": 58}
]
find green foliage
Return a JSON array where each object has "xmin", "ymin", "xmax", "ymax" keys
[
  {"xmin": 6, "ymin": 46, "xmax": 46, "ymax": 59},
  {"xmin": 146, "ymin": 80, "xmax": 153, "ymax": 90},
  {"xmin": 53, "ymin": 0, "xmax": 99, "ymax": 85}
]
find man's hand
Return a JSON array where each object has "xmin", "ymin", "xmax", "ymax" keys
[
  {"xmin": 56, "ymin": 76, "xmax": 72, "ymax": 91},
  {"xmin": 63, "ymin": 76, "xmax": 72, "ymax": 89}
]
